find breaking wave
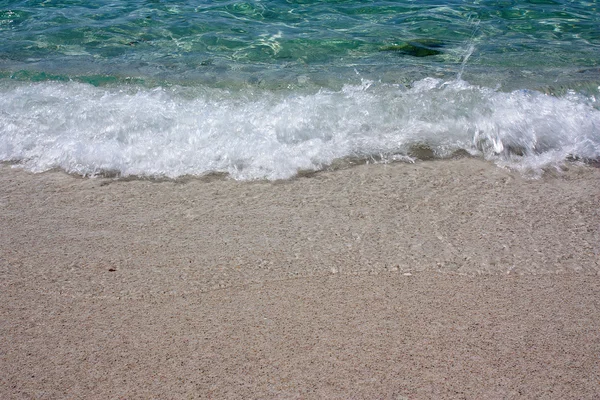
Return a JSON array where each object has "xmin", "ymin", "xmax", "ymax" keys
[{"xmin": 1, "ymin": 77, "xmax": 598, "ymax": 180}]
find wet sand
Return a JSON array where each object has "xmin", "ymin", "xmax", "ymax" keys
[{"xmin": 1, "ymin": 159, "xmax": 599, "ymax": 398}]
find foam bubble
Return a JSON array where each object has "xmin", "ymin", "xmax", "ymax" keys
[{"xmin": 0, "ymin": 78, "xmax": 598, "ymax": 180}]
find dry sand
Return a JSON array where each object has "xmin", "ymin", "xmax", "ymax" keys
[{"xmin": 1, "ymin": 158, "xmax": 599, "ymax": 399}]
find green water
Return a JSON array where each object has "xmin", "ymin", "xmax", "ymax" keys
[{"xmin": 1, "ymin": 0, "xmax": 599, "ymax": 90}]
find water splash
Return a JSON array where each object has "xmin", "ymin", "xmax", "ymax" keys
[
  {"xmin": 457, "ymin": 14, "xmax": 480, "ymax": 81},
  {"xmin": 457, "ymin": 44, "xmax": 475, "ymax": 81}
]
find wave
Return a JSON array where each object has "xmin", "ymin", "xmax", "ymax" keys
[{"xmin": 1, "ymin": 77, "xmax": 598, "ymax": 180}]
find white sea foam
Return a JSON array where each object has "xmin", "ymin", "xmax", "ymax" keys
[{"xmin": 0, "ymin": 78, "xmax": 598, "ymax": 180}]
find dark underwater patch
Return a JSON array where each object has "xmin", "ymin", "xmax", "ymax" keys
[{"xmin": 381, "ymin": 39, "xmax": 445, "ymax": 57}]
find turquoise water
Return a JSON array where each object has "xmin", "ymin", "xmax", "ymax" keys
[
  {"xmin": 2, "ymin": 0, "xmax": 599, "ymax": 89},
  {"xmin": 1, "ymin": 0, "xmax": 599, "ymax": 179}
]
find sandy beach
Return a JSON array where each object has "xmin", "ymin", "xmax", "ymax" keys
[{"xmin": 1, "ymin": 158, "xmax": 599, "ymax": 399}]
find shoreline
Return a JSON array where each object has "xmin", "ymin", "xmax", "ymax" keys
[{"xmin": 2, "ymin": 158, "xmax": 599, "ymax": 398}]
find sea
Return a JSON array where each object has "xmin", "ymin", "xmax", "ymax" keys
[{"xmin": 0, "ymin": 0, "xmax": 599, "ymax": 180}]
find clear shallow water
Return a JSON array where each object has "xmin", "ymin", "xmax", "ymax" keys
[{"xmin": 0, "ymin": 0, "xmax": 599, "ymax": 179}]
